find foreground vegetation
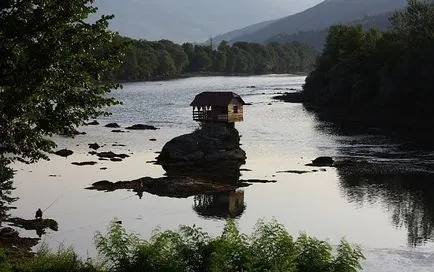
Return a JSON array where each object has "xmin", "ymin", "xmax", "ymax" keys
[
  {"xmin": 110, "ymin": 38, "xmax": 318, "ymax": 82},
  {"xmin": 1, "ymin": 220, "xmax": 364, "ymax": 272},
  {"xmin": 303, "ymin": 0, "xmax": 434, "ymax": 125}
]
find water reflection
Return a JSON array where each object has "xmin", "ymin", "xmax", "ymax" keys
[
  {"xmin": 193, "ymin": 190, "xmax": 245, "ymax": 219},
  {"xmin": 315, "ymin": 118, "xmax": 434, "ymax": 246},
  {"xmin": 158, "ymin": 126, "xmax": 248, "ymax": 219},
  {"xmin": 0, "ymin": 166, "xmax": 40, "ymax": 255},
  {"xmin": 338, "ymin": 168, "xmax": 434, "ymax": 246}
]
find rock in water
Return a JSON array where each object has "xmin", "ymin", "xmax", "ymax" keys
[
  {"xmin": 157, "ymin": 124, "xmax": 246, "ymax": 181},
  {"xmin": 126, "ymin": 124, "xmax": 158, "ymax": 130},
  {"xmin": 86, "ymin": 120, "xmax": 99, "ymax": 125},
  {"xmin": 54, "ymin": 149, "xmax": 73, "ymax": 157},
  {"xmin": 105, "ymin": 123, "xmax": 120, "ymax": 128},
  {"xmin": 309, "ymin": 156, "xmax": 334, "ymax": 167},
  {"xmin": 88, "ymin": 143, "xmax": 100, "ymax": 150}
]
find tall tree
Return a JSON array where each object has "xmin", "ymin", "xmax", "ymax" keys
[{"xmin": 0, "ymin": 0, "xmax": 125, "ymax": 164}]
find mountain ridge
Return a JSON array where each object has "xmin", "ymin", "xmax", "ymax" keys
[{"xmin": 215, "ymin": 0, "xmax": 407, "ymax": 44}]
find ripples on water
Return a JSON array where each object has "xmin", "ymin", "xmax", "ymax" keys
[{"xmin": 9, "ymin": 75, "xmax": 434, "ymax": 271}]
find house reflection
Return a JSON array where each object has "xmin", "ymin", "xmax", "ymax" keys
[{"xmin": 193, "ymin": 190, "xmax": 245, "ymax": 219}]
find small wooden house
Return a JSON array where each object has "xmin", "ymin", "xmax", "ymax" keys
[{"xmin": 190, "ymin": 92, "xmax": 246, "ymax": 123}]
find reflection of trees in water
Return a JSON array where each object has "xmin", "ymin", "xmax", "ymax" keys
[
  {"xmin": 336, "ymin": 157, "xmax": 434, "ymax": 246},
  {"xmin": 312, "ymin": 115, "xmax": 434, "ymax": 246},
  {"xmin": 193, "ymin": 190, "xmax": 245, "ymax": 219}
]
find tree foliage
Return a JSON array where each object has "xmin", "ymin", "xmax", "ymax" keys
[
  {"xmin": 303, "ymin": 0, "xmax": 434, "ymax": 121},
  {"xmin": 111, "ymin": 38, "xmax": 318, "ymax": 81},
  {"xmin": 0, "ymin": 0, "xmax": 124, "ymax": 164}
]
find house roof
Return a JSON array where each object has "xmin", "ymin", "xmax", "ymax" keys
[{"xmin": 190, "ymin": 92, "xmax": 246, "ymax": 107}]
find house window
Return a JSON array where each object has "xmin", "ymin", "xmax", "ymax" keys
[{"xmin": 233, "ymin": 105, "xmax": 238, "ymax": 113}]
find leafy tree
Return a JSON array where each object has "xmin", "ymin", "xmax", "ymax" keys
[
  {"xmin": 0, "ymin": 0, "xmax": 124, "ymax": 164},
  {"xmin": 303, "ymin": 0, "xmax": 434, "ymax": 121}
]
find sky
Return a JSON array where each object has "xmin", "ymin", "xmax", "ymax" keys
[{"xmin": 95, "ymin": 0, "xmax": 324, "ymax": 42}]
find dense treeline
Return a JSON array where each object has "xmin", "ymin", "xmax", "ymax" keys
[
  {"xmin": 110, "ymin": 38, "xmax": 318, "ymax": 81},
  {"xmin": 303, "ymin": 0, "xmax": 434, "ymax": 122}
]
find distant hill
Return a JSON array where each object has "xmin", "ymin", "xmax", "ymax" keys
[
  {"xmin": 267, "ymin": 12, "xmax": 393, "ymax": 50},
  {"xmin": 220, "ymin": 0, "xmax": 407, "ymax": 44},
  {"xmin": 94, "ymin": 0, "xmax": 323, "ymax": 43},
  {"xmin": 211, "ymin": 19, "xmax": 278, "ymax": 46}
]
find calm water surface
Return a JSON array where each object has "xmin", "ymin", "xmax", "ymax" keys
[{"xmin": 11, "ymin": 75, "xmax": 434, "ymax": 271}]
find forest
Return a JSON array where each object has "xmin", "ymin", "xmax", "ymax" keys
[
  {"xmin": 303, "ymin": 0, "xmax": 434, "ymax": 123},
  {"xmin": 109, "ymin": 37, "xmax": 318, "ymax": 81}
]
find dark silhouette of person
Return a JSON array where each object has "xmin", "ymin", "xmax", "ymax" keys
[{"xmin": 35, "ymin": 208, "xmax": 43, "ymax": 219}]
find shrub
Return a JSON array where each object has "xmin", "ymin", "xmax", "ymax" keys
[
  {"xmin": 94, "ymin": 219, "xmax": 365, "ymax": 272},
  {"xmin": 13, "ymin": 244, "xmax": 100, "ymax": 272}
]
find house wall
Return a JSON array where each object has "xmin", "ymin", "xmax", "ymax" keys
[{"xmin": 227, "ymin": 98, "xmax": 244, "ymax": 122}]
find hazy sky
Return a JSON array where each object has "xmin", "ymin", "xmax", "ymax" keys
[{"xmin": 95, "ymin": 0, "xmax": 324, "ymax": 42}]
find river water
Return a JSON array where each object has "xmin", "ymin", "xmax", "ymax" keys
[{"xmin": 10, "ymin": 75, "xmax": 434, "ymax": 271}]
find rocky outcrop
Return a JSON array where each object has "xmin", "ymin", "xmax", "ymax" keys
[
  {"xmin": 157, "ymin": 125, "xmax": 246, "ymax": 181},
  {"xmin": 126, "ymin": 124, "xmax": 158, "ymax": 130},
  {"xmin": 87, "ymin": 177, "xmax": 249, "ymax": 198},
  {"xmin": 8, "ymin": 218, "xmax": 58, "ymax": 232}
]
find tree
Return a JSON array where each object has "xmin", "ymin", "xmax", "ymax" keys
[
  {"xmin": 0, "ymin": 0, "xmax": 124, "ymax": 165},
  {"xmin": 303, "ymin": 0, "xmax": 434, "ymax": 120}
]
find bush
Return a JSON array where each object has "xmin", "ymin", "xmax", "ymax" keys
[
  {"xmin": 94, "ymin": 219, "xmax": 365, "ymax": 272},
  {"xmin": 13, "ymin": 244, "xmax": 101, "ymax": 272},
  {"xmin": 5, "ymin": 219, "xmax": 364, "ymax": 272}
]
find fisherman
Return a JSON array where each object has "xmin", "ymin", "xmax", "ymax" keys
[{"xmin": 35, "ymin": 208, "xmax": 43, "ymax": 219}]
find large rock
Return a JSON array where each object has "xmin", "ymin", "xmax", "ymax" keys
[
  {"xmin": 157, "ymin": 125, "xmax": 246, "ymax": 181},
  {"xmin": 158, "ymin": 125, "xmax": 245, "ymax": 163}
]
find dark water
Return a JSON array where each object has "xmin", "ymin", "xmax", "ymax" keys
[{"xmin": 9, "ymin": 75, "xmax": 434, "ymax": 271}]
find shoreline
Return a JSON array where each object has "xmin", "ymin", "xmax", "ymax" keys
[
  {"xmin": 116, "ymin": 71, "xmax": 309, "ymax": 84},
  {"xmin": 274, "ymin": 92, "xmax": 434, "ymax": 136}
]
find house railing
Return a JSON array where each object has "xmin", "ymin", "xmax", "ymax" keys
[{"xmin": 193, "ymin": 110, "xmax": 228, "ymax": 122}]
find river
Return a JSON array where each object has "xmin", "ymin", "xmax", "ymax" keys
[{"xmin": 10, "ymin": 75, "xmax": 434, "ymax": 271}]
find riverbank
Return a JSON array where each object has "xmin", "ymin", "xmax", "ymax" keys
[{"xmin": 116, "ymin": 71, "xmax": 310, "ymax": 83}]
